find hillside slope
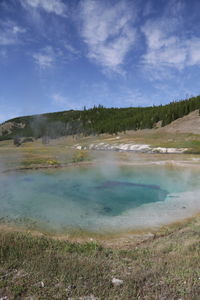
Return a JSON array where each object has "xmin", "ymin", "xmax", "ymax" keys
[
  {"xmin": 1, "ymin": 95, "xmax": 200, "ymax": 140},
  {"xmin": 160, "ymin": 110, "xmax": 200, "ymax": 134}
]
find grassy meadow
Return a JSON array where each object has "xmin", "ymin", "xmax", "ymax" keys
[
  {"xmin": 1, "ymin": 216, "xmax": 200, "ymax": 299},
  {"xmin": 1, "ymin": 130, "xmax": 200, "ymax": 171}
]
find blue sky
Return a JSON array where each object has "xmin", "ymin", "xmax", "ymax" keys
[{"xmin": 1, "ymin": 0, "xmax": 200, "ymax": 122}]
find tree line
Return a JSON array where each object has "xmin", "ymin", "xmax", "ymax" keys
[{"xmin": 1, "ymin": 95, "xmax": 200, "ymax": 140}]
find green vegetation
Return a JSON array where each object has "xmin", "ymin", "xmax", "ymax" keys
[
  {"xmin": 0, "ymin": 137, "xmax": 94, "ymax": 172},
  {"xmin": 72, "ymin": 150, "xmax": 90, "ymax": 163},
  {"xmin": 1, "ymin": 216, "xmax": 200, "ymax": 299},
  {"xmin": 22, "ymin": 158, "xmax": 60, "ymax": 167},
  {"xmin": 1, "ymin": 95, "xmax": 200, "ymax": 140}
]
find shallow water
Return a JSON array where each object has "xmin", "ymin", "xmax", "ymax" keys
[{"xmin": 0, "ymin": 165, "xmax": 200, "ymax": 233}]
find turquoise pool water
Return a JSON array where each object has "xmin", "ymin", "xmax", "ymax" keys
[{"xmin": 0, "ymin": 165, "xmax": 200, "ymax": 233}]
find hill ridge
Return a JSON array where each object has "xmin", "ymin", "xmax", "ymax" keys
[{"xmin": 1, "ymin": 95, "xmax": 200, "ymax": 140}]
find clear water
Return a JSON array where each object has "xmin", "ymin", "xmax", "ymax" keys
[{"xmin": 0, "ymin": 165, "xmax": 200, "ymax": 233}]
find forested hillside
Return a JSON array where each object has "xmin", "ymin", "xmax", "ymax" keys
[{"xmin": 1, "ymin": 95, "xmax": 200, "ymax": 140}]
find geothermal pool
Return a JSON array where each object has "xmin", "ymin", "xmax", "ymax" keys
[{"xmin": 0, "ymin": 165, "xmax": 200, "ymax": 233}]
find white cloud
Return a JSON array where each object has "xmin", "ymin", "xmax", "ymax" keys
[
  {"xmin": 32, "ymin": 44, "xmax": 78, "ymax": 69},
  {"xmin": 32, "ymin": 46, "xmax": 55, "ymax": 68},
  {"xmin": 115, "ymin": 87, "xmax": 153, "ymax": 107},
  {"xmin": 164, "ymin": 0, "xmax": 185, "ymax": 18},
  {"xmin": 141, "ymin": 18, "xmax": 200, "ymax": 76},
  {"xmin": 33, "ymin": 52, "xmax": 53, "ymax": 68},
  {"xmin": 0, "ymin": 21, "xmax": 26, "ymax": 46},
  {"xmin": 79, "ymin": 0, "xmax": 136, "ymax": 72},
  {"xmin": 12, "ymin": 26, "xmax": 26, "ymax": 34},
  {"xmin": 21, "ymin": 0, "xmax": 67, "ymax": 16},
  {"xmin": 65, "ymin": 44, "xmax": 80, "ymax": 56},
  {"xmin": 52, "ymin": 93, "xmax": 67, "ymax": 107},
  {"xmin": 188, "ymin": 39, "xmax": 200, "ymax": 65}
]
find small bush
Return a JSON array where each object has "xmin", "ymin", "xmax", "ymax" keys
[
  {"xmin": 13, "ymin": 137, "xmax": 21, "ymax": 147},
  {"xmin": 72, "ymin": 150, "xmax": 89, "ymax": 162}
]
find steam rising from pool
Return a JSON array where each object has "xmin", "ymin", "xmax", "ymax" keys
[{"xmin": 1, "ymin": 165, "xmax": 200, "ymax": 233}]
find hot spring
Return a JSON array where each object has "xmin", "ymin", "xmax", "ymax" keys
[{"xmin": 1, "ymin": 165, "xmax": 200, "ymax": 233}]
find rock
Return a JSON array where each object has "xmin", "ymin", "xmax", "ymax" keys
[
  {"xmin": 68, "ymin": 295, "xmax": 98, "ymax": 300},
  {"xmin": 87, "ymin": 142, "xmax": 188, "ymax": 154},
  {"xmin": 76, "ymin": 145, "xmax": 82, "ymax": 150},
  {"xmin": 112, "ymin": 277, "xmax": 124, "ymax": 286},
  {"xmin": 35, "ymin": 281, "xmax": 44, "ymax": 288},
  {"xmin": 146, "ymin": 232, "xmax": 155, "ymax": 238},
  {"xmin": 79, "ymin": 295, "xmax": 98, "ymax": 300},
  {"xmin": 14, "ymin": 269, "xmax": 28, "ymax": 279},
  {"xmin": 66, "ymin": 284, "xmax": 76, "ymax": 292}
]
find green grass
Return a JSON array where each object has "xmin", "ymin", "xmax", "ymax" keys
[
  {"xmin": 1, "ymin": 216, "xmax": 200, "ymax": 299},
  {"xmin": 0, "ymin": 139, "xmax": 92, "ymax": 171},
  {"xmin": 151, "ymin": 135, "xmax": 200, "ymax": 151},
  {"xmin": 22, "ymin": 158, "xmax": 60, "ymax": 167}
]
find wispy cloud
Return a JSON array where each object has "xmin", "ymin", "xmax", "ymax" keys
[
  {"xmin": 0, "ymin": 20, "xmax": 26, "ymax": 46},
  {"xmin": 142, "ymin": 19, "xmax": 187, "ymax": 70},
  {"xmin": 64, "ymin": 44, "xmax": 80, "ymax": 56},
  {"xmin": 142, "ymin": 1, "xmax": 155, "ymax": 17},
  {"xmin": 51, "ymin": 93, "xmax": 80, "ymax": 110},
  {"xmin": 141, "ymin": 17, "xmax": 200, "ymax": 78},
  {"xmin": 79, "ymin": 0, "xmax": 136, "ymax": 73},
  {"xmin": 188, "ymin": 38, "xmax": 200, "ymax": 65},
  {"xmin": 32, "ymin": 46, "xmax": 56, "ymax": 68},
  {"xmin": 32, "ymin": 44, "xmax": 76, "ymax": 69},
  {"xmin": 20, "ymin": 0, "xmax": 67, "ymax": 16}
]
